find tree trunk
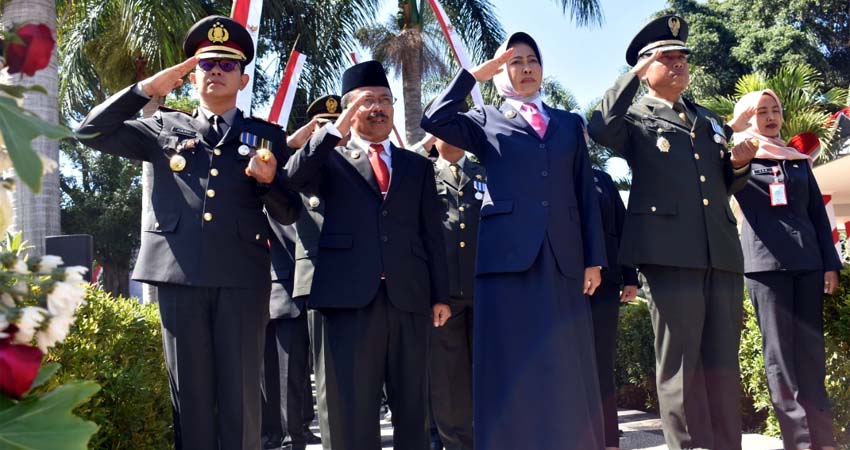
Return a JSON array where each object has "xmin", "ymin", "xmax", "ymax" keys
[
  {"xmin": 102, "ymin": 259, "xmax": 129, "ymax": 298},
  {"xmin": 2, "ymin": 0, "xmax": 60, "ymax": 257},
  {"xmin": 401, "ymin": 29, "xmax": 425, "ymax": 145}
]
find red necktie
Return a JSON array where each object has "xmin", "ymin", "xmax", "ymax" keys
[
  {"xmin": 522, "ymin": 102, "xmax": 547, "ymax": 138},
  {"xmin": 368, "ymin": 143, "xmax": 390, "ymax": 197}
]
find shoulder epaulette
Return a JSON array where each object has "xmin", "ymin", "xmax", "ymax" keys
[
  {"xmin": 249, "ymin": 115, "xmax": 284, "ymax": 129},
  {"xmin": 156, "ymin": 105, "xmax": 192, "ymax": 116}
]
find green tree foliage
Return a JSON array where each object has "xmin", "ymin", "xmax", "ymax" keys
[{"xmin": 60, "ymin": 140, "xmax": 141, "ymax": 298}]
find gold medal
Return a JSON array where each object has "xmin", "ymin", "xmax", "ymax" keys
[
  {"xmin": 656, "ymin": 136, "xmax": 671, "ymax": 153},
  {"xmin": 170, "ymin": 154, "xmax": 187, "ymax": 172}
]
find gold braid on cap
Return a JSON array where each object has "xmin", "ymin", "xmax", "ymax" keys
[
  {"xmin": 194, "ymin": 45, "xmax": 247, "ymax": 61},
  {"xmin": 637, "ymin": 39, "xmax": 687, "ymax": 56}
]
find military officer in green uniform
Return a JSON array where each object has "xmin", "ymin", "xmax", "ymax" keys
[
  {"xmin": 588, "ymin": 15, "xmax": 757, "ymax": 450},
  {"xmin": 77, "ymin": 16, "xmax": 299, "ymax": 450}
]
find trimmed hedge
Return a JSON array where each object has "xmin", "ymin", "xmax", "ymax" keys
[
  {"xmin": 617, "ymin": 267, "xmax": 850, "ymax": 448},
  {"xmin": 42, "ymin": 287, "xmax": 172, "ymax": 449}
]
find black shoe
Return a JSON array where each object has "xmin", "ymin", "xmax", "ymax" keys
[
  {"xmin": 303, "ymin": 429, "xmax": 322, "ymax": 445},
  {"xmin": 281, "ymin": 445, "xmax": 306, "ymax": 450},
  {"xmin": 429, "ymin": 440, "xmax": 444, "ymax": 450},
  {"xmin": 262, "ymin": 433, "xmax": 283, "ymax": 450}
]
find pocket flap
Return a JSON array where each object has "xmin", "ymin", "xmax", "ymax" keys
[
  {"xmin": 480, "ymin": 200, "xmax": 513, "ymax": 217},
  {"xmin": 237, "ymin": 215, "xmax": 270, "ymax": 245},
  {"xmin": 629, "ymin": 199, "xmax": 677, "ymax": 216},
  {"xmin": 319, "ymin": 234, "xmax": 353, "ymax": 249},
  {"xmin": 148, "ymin": 212, "xmax": 180, "ymax": 233}
]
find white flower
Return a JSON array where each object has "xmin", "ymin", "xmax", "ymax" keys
[
  {"xmin": 63, "ymin": 266, "xmax": 88, "ymax": 283},
  {"xmin": 12, "ymin": 306, "xmax": 47, "ymax": 345},
  {"xmin": 35, "ymin": 314, "xmax": 73, "ymax": 352},
  {"xmin": 0, "ymin": 293, "xmax": 13, "ymax": 308},
  {"xmin": 37, "ymin": 255, "xmax": 63, "ymax": 273},
  {"xmin": 0, "ymin": 313, "xmax": 9, "ymax": 339},
  {"xmin": 12, "ymin": 259, "xmax": 28, "ymax": 274},
  {"xmin": 47, "ymin": 281, "xmax": 86, "ymax": 317},
  {"xmin": 11, "ymin": 280, "xmax": 28, "ymax": 295}
]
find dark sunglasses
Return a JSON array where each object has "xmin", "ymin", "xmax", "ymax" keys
[{"xmin": 197, "ymin": 59, "xmax": 240, "ymax": 73}]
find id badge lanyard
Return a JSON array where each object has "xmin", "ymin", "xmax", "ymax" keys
[{"xmin": 769, "ymin": 165, "xmax": 788, "ymax": 207}]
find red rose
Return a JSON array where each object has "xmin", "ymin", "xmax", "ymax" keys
[
  {"xmin": 0, "ymin": 335, "xmax": 43, "ymax": 399},
  {"xmin": 5, "ymin": 23, "xmax": 54, "ymax": 76}
]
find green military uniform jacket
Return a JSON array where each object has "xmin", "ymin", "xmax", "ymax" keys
[{"xmin": 588, "ymin": 72, "xmax": 749, "ymax": 274}]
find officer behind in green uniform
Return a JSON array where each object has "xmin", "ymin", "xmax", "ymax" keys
[
  {"xmin": 588, "ymin": 15, "xmax": 757, "ymax": 450},
  {"xmin": 284, "ymin": 94, "xmax": 346, "ymax": 450},
  {"xmin": 421, "ymin": 100, "xmax": 482, "ymax": 450},
  {"xmin": 77, "ymin": 16, "xmax": 299, "ymax": 450}
]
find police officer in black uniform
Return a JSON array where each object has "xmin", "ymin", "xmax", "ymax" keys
[
  {"xmin": 77, "ymin": 16, "xmax": 299, "ymax": 450},
  {"xmin": 426, "ymin": 119, "xmax": 483, "ymax": 450},
  {"xmin": 588, "ymin": 15, "xmax": 757, "ymax": 450}
]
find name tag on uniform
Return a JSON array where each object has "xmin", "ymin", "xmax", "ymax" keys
[{"xmin": 769, "ymin": 182, "xmax": 788, "ymax": 206}]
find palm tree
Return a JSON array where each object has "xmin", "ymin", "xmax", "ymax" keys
[
  {"xmin": 702, "ymin": 64, "xmax": 848, "ymax": 164},
  {"xmin": 1, "ymin": 0, "xmax": 61, "ymax": 257}
]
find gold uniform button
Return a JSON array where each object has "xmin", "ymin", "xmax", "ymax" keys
[
  {"xmin": 203, "ymin": 212, "xmax": 213, "ymax": 221},
  {"xmin": 700, "ymin": 175, "xmax": 706, "ymax": 183},
  {"xmin": 207, "ymin": 189, "xmax": 216, "ymax": 198},
  {"xmin": 210, "ymin": 168, "xmax": 219, "ymax": 176},
  {"xmin": 459, "ymin": 242, "xmax": 466, "ymax": 248},
  {"xmin": 460, "ymin": 223, "xmax": 466, "ymax": 230},
  {"xmin": 694, "ymin": 153, "xmax": 701, "ymax": 160},
  {"xmin": 459, "ymin": 206, "xmax": 465, "ymax": 212},
  {"xmin": 651, "ymin": 206, "xmax": 657, "ymax": 212},
  {"xmin": 703, "ymin": 199, "xmax": 710, "ymax": 206},
  {"xmin": 213, "ymin": 149, "xmax": 222, "ymax": 156},
  {"xmin": 154, "ymin": 222, "xmax": 160, "ymax": 229},
  {"xmin": 459, "ymin": 191, "xmax": 464, "ymax": 197},
  {"xmin": 255, "ymin": 234, "xmax": 261, "ymax": 240},
  {"xmin": 690, "ymin": 132, "xmax": 696, "ymax": 138}
]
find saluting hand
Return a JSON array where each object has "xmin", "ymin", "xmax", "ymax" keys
[
  {"xmin": 470, "ymin": 47, "xmax": 515, "ymax": 82},
  {"xmin": 630, "ymin": 50, "xmax": 662, "ymax": 80},
  {"xmin": 140, "ymin": 57, "xmax": 199, "ymax": 97},
  {"xmin": 286, "ymin": 117, "xmax": 319, "ymax": 150},
  {"xmin": 432, "ymin": 303, "xmax": 451, "ymax": 327},
  {"xmin": 620, "ymin": 285, "xmax": 638, "ymax": 303},
  {"xmin": 333, "ymin": 91, "xmax": 370, "ymax": 138},
  {"xmin": 728, "ymin": 105, "xmax": 757, "ymax": 133},
  {"xmin": 584, "ymin": 266, "xmax": 602, "ymax": 296},
  {"xmin": 730, "ymin": 139, "xmax": 758, "ymax": 169}
]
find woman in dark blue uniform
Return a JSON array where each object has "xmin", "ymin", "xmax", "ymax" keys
[
  {"xmin": 422, "ymin": 32, "xmax": 607, "ymax": 450},
  {"xmin": 732, "ymin": 89, "xmax": 841, "ymax": 450}
]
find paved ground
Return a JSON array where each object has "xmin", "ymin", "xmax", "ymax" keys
[{"xmin": 301, "ymin": 407, "xmax": 784, "ymax": 449}]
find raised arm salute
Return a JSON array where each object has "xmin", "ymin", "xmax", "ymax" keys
[{"xmin": 76, "ymin": 16, "xmax": 299, "ymax": 450}]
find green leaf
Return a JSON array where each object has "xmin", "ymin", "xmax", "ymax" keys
[
  {"xmin": 0, "ymin": 85, "xmax": 48, "ymax": 99},
  {"xmin": 0, "ymin": 395, "xmax": 13, "ymax": 412},
  {"xmin": 26, "ymin": 363, "xmax": 60, "ymax": 393},
  {"xmin": 0, "ymin": 96, "xmax": 76, "ymax": 193},
  {"xmin": 0, "ymin": 381, "xmax": 100, "ymax": 450}
]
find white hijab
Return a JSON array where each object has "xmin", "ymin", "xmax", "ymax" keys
[{"xmin": 493, "ymin": 32, "xmax": 543, "ymax": 103}]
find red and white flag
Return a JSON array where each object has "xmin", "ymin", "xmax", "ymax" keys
[
  {"xmin": 268, "ymin": 48, "xmax": 307, "ymax": 126},
  {"xmin": 231, "ymin": 0, "xmax": 263, "ymax": 114},
  {"xmin": 428, "ymin": 0, "xmax": 484, "ymax": 106}
]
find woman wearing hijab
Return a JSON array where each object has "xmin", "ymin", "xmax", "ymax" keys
[
  {"xmin": 732, "ymin": 90, "xmax": 841, "ymax": 450},
  {"xmin": 421, "ymin": 32, "xmax": 607, "ymax": 450}
]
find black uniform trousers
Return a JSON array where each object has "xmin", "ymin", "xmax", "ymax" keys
[
  {"xmin": 261, "ymin": 303, "xmax": 312, "ymax": 447},
  {"xmin": 746, "ymin": 270, "xmax": 836, "ymax": 450},
  {"xmin": 157, "ymin": 283, "xmax": 269, "ymax": 450},
  {"xmin": 589, "ymin": 283, "xmax": 622, "ymax": 447},
  {"xmin": 320, "ymin": 281, "xmax": 430, "ymax": 450},
  {"xmin": 641, "ymin": 265, "xmax": 743, "ymax": 450},
  {"xmin": 429, "ymin": 301, "xmax": 474, "ymax": 450},
  {"xmin": 308, "ymin": 308, "xmax": 332, "ymax": 450}
]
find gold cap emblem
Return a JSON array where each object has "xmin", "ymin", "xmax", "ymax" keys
[
  {"xmin": 668, "ymin": 17, "xmax": 681, "ymax": 37},
  {"xmin": 208, "ymin": 21, "xmax": 230, "ymax": 44},
  {"xmin": 326, "ymin": 97, "xmax": 339, "ymax": 114}
]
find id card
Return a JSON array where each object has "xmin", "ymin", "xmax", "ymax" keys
[{"xmin": 769, "ymin": 182, "xmax": 788, "ymax": 206}]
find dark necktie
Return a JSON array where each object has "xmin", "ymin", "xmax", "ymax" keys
[
  {"xmin": 368, "ymin": 143, "xmax": 390, "ymax": 197},
  {"xmin": 208, "ymin": 115, "xmax": 222, "ymax": 143},
  {"xmin": 672, "ymin": 102, "xmax": 692, "ymax": 127},
  {"xmin": 449, "ymin": 163, "xmax": 461, "ymax": 183}
]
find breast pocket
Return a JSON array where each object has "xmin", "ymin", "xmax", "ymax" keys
[{"xmin": 480, "ymin": 200, "xmax": 513, "ymax": 218}]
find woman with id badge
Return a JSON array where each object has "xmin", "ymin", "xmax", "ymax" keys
[{"xmin": 732, "ymin": 89, "xmax": 841, "ymax": 450}]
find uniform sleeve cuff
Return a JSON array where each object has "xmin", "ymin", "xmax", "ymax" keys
[
  {"xmin": 324, "ymin": 123, "xmax": 342, "ymax": 138},
  {"xmin": 131, "ymin": 83, "xmax": 151, "ymax": 100},
  {"xmin": 733, "ymin": 163, "xmax": 750, "ymax": 176}
]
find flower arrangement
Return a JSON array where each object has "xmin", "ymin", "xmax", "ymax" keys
[{"xmin": 0, "ymin": 21, "xmax": 99, "ymax": 449}]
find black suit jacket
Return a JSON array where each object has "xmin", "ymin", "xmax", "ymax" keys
[
  {"xmin": 593, "ymin": 169, "xmax": 639, "ymax": 287},
  {"xmin": 285, "ymin": 128, "xmax": 449, "ymax": 315},
  {"xmin": 77, "ymin": 85, "xmax": 299, "ymax": 288},
  {"xmin": 589, "ymin": 72, "xmax": 748, "ymax": 273},
  {"xmin": 434, "ymin": 157, "xmax": 485, "ymax": 304},
  {"xmin": 734, "ymin": 158, "xmax": 842, "ymax": 273},
  {"xmin": 269, "ymin": 220, "xmax": 305, "ymax": 318}
]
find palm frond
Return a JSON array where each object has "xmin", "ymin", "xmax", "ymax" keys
[{"xmin": 553, "ymin": 0, "xmax": 604, "ymax": 27}]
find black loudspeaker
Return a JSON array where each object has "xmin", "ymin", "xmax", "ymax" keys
[{"xmin": 45, "ymin": 234, "xmax": 94, "ymax": 282}]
